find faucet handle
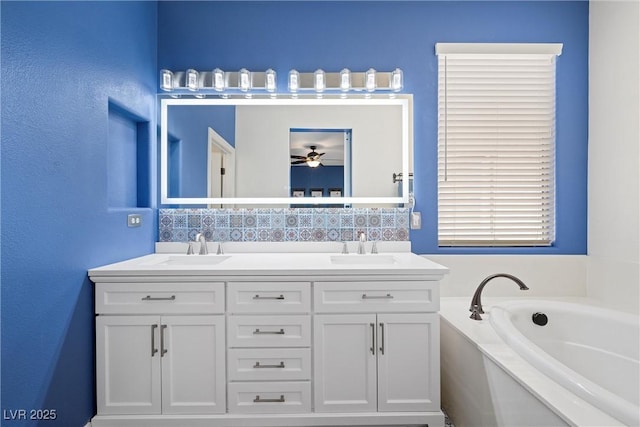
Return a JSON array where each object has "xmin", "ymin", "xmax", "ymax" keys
[
  {"xmin": 186, "ymin": 242, "xmax": 195, "ymax": 255},
  {"xmin": 371, "ymin": 241, "xmax": 378, "ymax": 254},
  {"xmin": 341, "ymin": 241, "xmax": 349, "ymax": 254},
  {"xmin": 470, "ymin": 305, "xmax": 483, "ymax": 321},
  {"xmin": 216, "ymin": 242, "xmax": 224, "ymax": 255}
]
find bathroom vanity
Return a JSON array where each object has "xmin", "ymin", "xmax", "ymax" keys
[{"xmin": 89, "ymin": 247, "xmax": 448, "ymax": 427}]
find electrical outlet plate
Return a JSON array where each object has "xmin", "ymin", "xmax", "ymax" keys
[
  {"xmin": 410, "ymin": 211, "xmax": 422, "ymax": 229},
  {"xmin": 128, "ymin": 214, "xmax": 142, "ymax": 228}
]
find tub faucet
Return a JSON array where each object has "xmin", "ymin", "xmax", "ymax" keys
[
  {"xmin": 195, "ymin": 233, "xmax": 208, "ymax": 255},
  {"xmin": 469, "ymin": 273, "xmax": 529, "ymax": 320},
  {"xmin": 357, "ymin": 232, "xmax": 367, "ymax": 255}
]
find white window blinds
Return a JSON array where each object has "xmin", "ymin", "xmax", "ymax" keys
[{"xmin": 436, "ymin": 43, "xmax": 562, "ymax": 247}]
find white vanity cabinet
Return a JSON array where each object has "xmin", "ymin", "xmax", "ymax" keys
[
  {"xmin": 94, "ymin": 282, "xmax": 226, "ymax": 416},
  {"xmin": 89, "ymin": 251, "xmax": 448, "ymax": 427},
  {"xmin": 313, "ymin": 281, "xmax": 440, "ymax": 414}
]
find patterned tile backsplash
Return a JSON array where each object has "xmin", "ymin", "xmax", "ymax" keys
[{"xmin": 159, "ymin": 208, "xmax": 410, "ymax": 242}]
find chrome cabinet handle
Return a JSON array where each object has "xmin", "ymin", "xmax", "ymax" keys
[
  {"xmin": 362, "ymin": 293, "xmax": 394, "ymax": 299},
  {"xmin": 370, "ymin": 322, "xmax": 376, "ymax": 355},
  {"xmin": 253, "ymin": 294, "xmax": 285, "ymax": 300},
  {"xmin": 160, "ymin": 325, "xmax": 168, "ymax": 357},
  {"xmin": 379, "ymin": 322, "xmax": 385, "ymax": 355},
  {"xmin": 253, "ymin": 328, "xmax": 285, "ymax": 335},
  {"xmin": 151, "ymin": 324, "xmax": 158, "ymax": 357},
  {"xmin": 253, "ymin": 395, "xmax": 285, "ymax": 403},
  {"xmin": 253, "ymin": 361, "xmax": 285, "ymax": 369},
  {"xmin": 142, "ymin": 295, "xmax": 176, "ymax": 301}
]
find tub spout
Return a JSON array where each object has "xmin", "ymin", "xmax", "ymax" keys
[{"xmin": 469, "ymin": 273, "xmax": 529, "ymax": 320}]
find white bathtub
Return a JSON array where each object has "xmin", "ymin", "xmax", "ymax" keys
[
  {"xmin": 490, "ymin": 300, "xmax": 639, "ymax": 426},
  {"xmin": 440, "ymin": 298, "xmax": 639, "ymax": 427}
]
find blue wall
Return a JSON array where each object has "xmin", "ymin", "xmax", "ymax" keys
[
  {"xmin": 1, "ymin": 2, "xmax": 157, "ymax": 425},
  {"xmin": 158, "ymin": 0, "xmax": 589, "ymax": 254}
]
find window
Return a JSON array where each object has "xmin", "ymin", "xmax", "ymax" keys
[{"xmin": 436, "ymin": 43, "xmax": 563, "ymax": 247}]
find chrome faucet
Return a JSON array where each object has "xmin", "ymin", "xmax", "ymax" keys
[
  {"xmin": 357, "ymin": 232, "xmax": 367, "ymax": 254},
  {"xmin": 195, "ymin": 232, "xmax": 208, "ymax": 255},
  {"xmin": 469, "ymin": 273, "xmax": 529, "ymax": 320}
]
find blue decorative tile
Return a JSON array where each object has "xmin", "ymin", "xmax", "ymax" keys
[
  {"xmin": 158, "ymin": 207, "xmax": 410, "ymax": 243},
  {"xmin": 272, "ymin": 229, "xmax": 285, "ymax": 242},
  {"xmin": 257, "ymin": 228, "xmax": 272, "ymax": 241},
  {"xmin": 243, "ymin": 214, "xmax": 257, "ymax": 228},
  {"xmin": 285, "ymin": 214, "xmax": 298, "ymax": 227}
]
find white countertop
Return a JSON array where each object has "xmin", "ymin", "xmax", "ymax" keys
[{"xmin": 89, "ymin": 251, "xmax": 449, "ymax": 279}]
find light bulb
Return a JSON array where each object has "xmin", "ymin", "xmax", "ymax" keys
[
  {"xmin": 186, "ymin": 69, "xmax": 199, "ymax": 91},
  {"xmin": 265, "ymin": 69, "xmax": 277, "ymax": 92},
  {"xmin": 340, "ymin": 68, "xmax": 351, "ymax": 91},
  {"xmin": 307, "ymin": 159, "xmax": 321, "ymax": 168},
  {"xmin": 365, "ymin": 68, "xmax": 376, "ymax": 92},
  {"xmin": 212, "ymin": 68, "xmax": 225, "ymax": 91},
  {"xmin": 239, "ymin": 68, "xmax": 251, "ymax": 92},
  {"xmin": 314, "ymin": 69, "xmax": 326, "ymax": 92},
  {"xmin": 391, "ymin": 68, "xmax": 403, "ymax": 91},
  {"xmin": 288, "ymin": 69, "xmax": 299, "ymax": 92},
  {"xmin": 160, "ymin": 69, "xmax": 174, "ymax": 91}
]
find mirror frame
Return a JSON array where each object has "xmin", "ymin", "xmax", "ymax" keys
[{"xmin": 160, "ymin": 95, "xmax": 411, "ymax": 206}]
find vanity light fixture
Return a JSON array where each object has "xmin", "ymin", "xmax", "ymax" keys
[
  {"xmin": 365, "ymin": 68, "xmax": 377, "ymax": 92},
  {"xmin": 340, "ymin": 68, "xmax": 351, "ymax": 91},
  {"xmin": 314, "ymin": 69, "xmax": 326, "ymax": 92},
  {"xmin": 158, "ymin": 67, "xmax": 404, "ymax": 96},
  {"xmin": 186, "ymin": 69, "xmax": 199, "ymax": 91},
  {"xmin": 238, "ymin": 68, "xmax": 251, "ymax": 92},
  {"xmin": 288, "ymin": 69, "xmax": 300, "ymax": 92},
  {"xmin": 212, "ymin": 68, "xmax": 225, "ymax": 91},
  {"xmin": 391, "ymin": 68, "xmax": 404, "ymax": 91},
  {"xmin": 160, "ymin": 69, "xmax": 174, "ymax": 92},
  {"xmin": 265, "ymin": 68, "xmax": 277, "ymax": 93}
]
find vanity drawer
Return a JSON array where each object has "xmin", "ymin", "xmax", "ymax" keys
[
  {"xmin": 95, "ymin": 282, "xmax": 225, "ymax": 314},
  {"xmin": 227, "ymin": 282, "xmax": 311, "ymax": 314},
  {"xmin": 227, "ymin": 315, "xmax": 311, "ymax": 348},
  {"xmin": 228, "ymin": 348, "xmax": 311, "ymax": 381},
  {"xmin": 313, "ymin": 281, "xmax": 439, "ymax": 313},
  {"xmin": 227, "ymin": 381, "xmax": 311, "ymax": 414}
]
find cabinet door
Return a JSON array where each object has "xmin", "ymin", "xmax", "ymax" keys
[
  {"xmin": 314, "ymin": 314, "xmax": 377, "ymax": 412},
  {"xmin": 377, "ymin": 313, "xmax": 440, "ymax": 412},
  {"xmin": 96, "ymin": 315, "xmax": 161, "ymax": 415},
  {"xmin": 161, "ymin": 315, "xmax": 226, "ymax": 414}
]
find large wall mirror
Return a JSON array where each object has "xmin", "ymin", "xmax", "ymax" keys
[{"xmin": 160, "ymin": 96, "xmax": 412, "ymax": 206}]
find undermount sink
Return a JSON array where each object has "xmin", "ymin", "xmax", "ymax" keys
[
  {"xmin": 158, "ymin": 255, "xmax": 231, "ymax": 266},
  {"xmin": 330, "ymin": 255, "xmax": 397, "ymax": 265}
]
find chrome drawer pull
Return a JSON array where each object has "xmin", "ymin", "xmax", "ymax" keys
[
  {"xmin": 142, "ymin": 295, "xmax": 176, "ymax": 301},
  {"xmin": 160, "ymin": 324, "xmax": 168, "ymax": 357},
  {"xmin": 253, "ymin": 395, "xmax": 285, "ymax": 403},
  {"xmin": 362, "ymin": 293, "xmax": 394, "ymax": 299},
  {"xmin": 253, "ymin": 361, "xmax": 285, "ymax": 369},
  {"xmin": 253, "ymin": 328, "xmax": 285, "ymax": 335},
  {"xmin": 253, "ymin": 294, "xmax": 285, "ymax": 300},
  {"xmin": 151, "ymin": 324, "xmax": 158, "ymax": 357},
  {"xmin": 370, "ymin": 322, "xmax": 376, "ymax": 355}
]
